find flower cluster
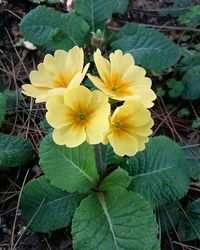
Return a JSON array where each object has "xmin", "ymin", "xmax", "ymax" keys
[{"xmin": 22, "ymin": 46, "xmax": 156, "ymax": 156}]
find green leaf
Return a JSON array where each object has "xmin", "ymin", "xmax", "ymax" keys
[
  {"xmin": 167, "ymin": 79, "xmax": 185, "ymax": 98},
  {"xmin": 72, "ymin": 188, "xmax": 159, "ymax": 250},
  {"xmin": 0, "ymin": 133, "xmax": 32, "ymax": 167},
  {"xmin": 157, "ymin": 203, "xmax": 181, "ymax": 234},
  {"xmin": 177, "ymin": 108, "xmax": 191, "ymax": 118},
  {"xmin": 177, "ymin": 51, "xmax": 200, "ymax": 72},
  {"xmin": 114, "ymin": 0, "xmax": 129, "ymax": 14},
  {"xmin": 39, "ymin": 118, "xmax": 53, "ymax": 133},
  {"xmin": 0, "ymin": 92, "xmax": 7, "ymax": 128},
  {"xmin": 156, "ymin": 87, "xmax": 166, "ymax": 97},
  {"xmin": 111, "ymin": 23, "xmax": 181, "ymax": 69},
  {"xmin": 178, "ymin": 198, "xmax": 200, "ymax": 241},
  {"xmin": 178, "ymin": 5, "xmax": 200, "ymax": 28},
  {"xmin": 4, "ymin": 89, "xmax": 22, "ymax": 115},
  {"xmin": 100, "ymin": 167, "xmax": 131, "ymax": 191},
  {"xmin": 100, "ymin": 143, "xmax": 125, "ymax": 172},
  {"xmin": 180, "ymin": 34, "xmax": 190, "ymax": 42},
  {"xmin": 20, "ymin": 6, "xmax": 90, "ymax": 52},
  {"xmin": 182, "ymin": 142, "xmax": 200, "ymax": 180},
  {"xmin": 39, "ymin": 134, "xmax": 99, "ymax": 193},
  {"xmin": 158, "ymin": 0, "xmax": 194, "ymax": 17},
  {"xmin": 192, "ymin": 117, "xmax": 200, "ymax": 129},
  {"xmin": 182, "ymin": 66, "xmax": 200, "ymax": 100},
  {"xmin": 21, "ymin": 176, "xmax": 84, "ymax": 232},
  {"xmin": 123, "ymin": 136, "xmax": 190, "ymax": 208},
  {"xmin": 75, "ymin": 0, "xmax": 115, "ymax": 30}
]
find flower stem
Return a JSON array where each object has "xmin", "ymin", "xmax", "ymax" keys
[{"xmin": 95, "ymin": 144, "xmax": 103, "ymax": 181}]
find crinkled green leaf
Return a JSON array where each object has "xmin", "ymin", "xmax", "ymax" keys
[
  {"xmin": 167, "ymin": 79, "xmax": 185, "ymax": 98},
  {"xmin": 72, "ymin": 188, "xmax": 159, "ymax": 250},
  {"xmin": 100, "ymin": 143, "xmax": 125, "ymax": 172},
  {"xmin": 192, "ymin": 117, "xmax": 200, "ymax": 129},
  {"xmin": 183, "ymin": 143, "xmax": 200, "ymax": 180},
  {"xmin": 100, "ymin": 167, "xmax": 131, "ymax": 191},
  {"xmin": 156, "ymin": 87, "xmax": 166, "ymax": 97},
  {"xmin": 182, "ymin": 66, "xmax": 200, "ymax": 100},
  {"xmin": 0, "ymin": 92, "xmax": 7, "ymax": 128},
  {"xmin": 0, "ymin": 133, "xmax": 32, "ymax": 167},
  {"xmin": 157, "ymin": 203, "xmax": 181, "ymax": 234},
  {"xmin": 75, "ymin": 0, "xmax": 115, "ymax": 29},
  {"xmin": 114, "ymin": 0, "xmax": 129, "ymax": 14},
  {"xmin": 158, "ymin": 0, "xmax": 194, "ymax": 17},
  {"xmin": 123, "ymin": 136, "xmax": 190, "ymax": 208},
  {"xmin": 178, "ymin": 198, "xmax": 200, "ymax": 241},
  {"xmin": 111, "ymin": 23, "xmax": 181, "ymax": 69},
  {"xmin": 178, "ymin": 5, "xmax": 200, "ymax": 28},
  {"xmin": 4, "ymin": 89, "xmax": 22, "ymax": 115},
  {"xmin": 177, "ymin": 51, "xmax": 200, "ymax": 72},
  {"xmin": 39, "ymin": 118, "xmax": 53, "ymax": 133},
  {"xmin": 20, "ymin": 6, "xmax": 90, "ymax": 52},
  {"xmin": 21, "ymin": 176, "xmax": 84, "ymax": 232},
  {"xmin": 177, "ymin": 108, "xmax": 190, "ymax": 118},
  {"xmin": 39, "ymin": 134, "xmax": 98, "ymax": 193}
]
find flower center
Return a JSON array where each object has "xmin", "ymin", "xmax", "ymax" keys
[
  {"xmin": 79, "ymin": 114, "xmax": 86, "ymax": 121},
  {"xmin": 114, "ymin": 121, "xmax": 121, "ymax": 128},
  {"xmin": 53, "ymin": 73, "xmax": 68, "ymax": 88},
  {"xmin": 111, "ymin": 87, "xmax": 117, "ymax": 92}
]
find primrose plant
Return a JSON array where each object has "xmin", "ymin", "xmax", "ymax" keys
[{"xmin": 19, "ymin": 3, "xmax": 190, "ymax": 250}]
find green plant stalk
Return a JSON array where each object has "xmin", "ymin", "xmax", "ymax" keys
[{"xmin": 95, "ymin": 144, "xmax": 104, "ymax": 181}]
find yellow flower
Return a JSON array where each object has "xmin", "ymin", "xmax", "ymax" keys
[
  {"xmin": 22, "ymin": 46, "xmax": 89, "ymax": 103},
  {"xmin": 46, "ymin": 86, "xmax": 110, "ymax": 147},
  {"xmin": 103, "ymin": 100, "xmax": 154, "ymax": 156},
  {"xmin": 87, "ymin": 49, "xmax": 156, "ymax": 108}
]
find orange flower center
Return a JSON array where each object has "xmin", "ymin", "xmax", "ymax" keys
[
  {"xmin": 114, "ymin": 121, "xmax": 121, "ymax": 128},
  {"xmin": 79, "ymin": 114, "xmax": 86, "ymax": 121},
  {"xmin": 53, "ymin": 73, "xmax": 69, "ymax": 88},
  {"xmin": 111, "ymin": 87, "xmax": 117, "ymax": 92}
]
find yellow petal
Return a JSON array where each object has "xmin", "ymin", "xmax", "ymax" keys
[
  {"xmin": 65, "ymin": 46, "xmax": 84, "ymax": 82},
  {"xmin": 107, "ymin": 101, "xmax": 154, "ymax": 156},
  {"xmin": 32, "ymin": 88, "xmax": 65, "ymax": 103},
  {"xmin": 108, "ymin": 130, "xmax": 138, "ymax": 156},
  {"xmin": 133, "ymin": 77, "xmax": 152, "ymax": 88},
  {"xmin": 112, "ymin": 87, "xmax": 135, "ymax": 100},
  {"xmin": 133, "ymin": 118, "xmax": 154, "ymax": 136},
  {"xmin": 111, "ymin": 104, "xmax": 134, "ymax": 125},
  {"xmin": 86, "ymin": 115, "xmax": 108, "ymax": 144},
  {"xmin": 124, "ymin": 100, "xmax": 151, "ymax": 126},
  {"xmin": 102, "ymin": 136, "xmax": 109, "ymax": 145},
  {"xmin": 43, "ymin": 50, "xmax": 68, "ymax": 75},
  {"xmin": 109, "ymin": 50, "xmax": 134, "ymax": 78},
  {"xmin": 128, "ymin": 85, "xmax": 156, "ymax": 108},
  {"xmin": 43, "ymin": 54, "xmax": 55, "ymax": 74},
  {"xmin": 87, "ymin": 74, "xmax": 108, "ymax": 92},
  {"xmin": 64, "ymin": 85, "xmax": 91, "ymax": 111},
  {"xmin": 53, "ymin": 123, "xmax": 86, "ymax": 147},
  {"xmin": 21, "ymin": 84, "xmax": 50, "ymax": 101},
  {"xmin": 94, "ymin": 49, "xmax": 110, "ymax": 83},
  {"xmin": 89, "ymin": 90, "xmax": 109, "ymax": 112},
  {"xmin": 68, "ymin": 63, "xmax": 90, "ymax": 89},
  {"xmin": 88, "ymin": 74, "xmax": 133, "ymax": 100},
  {"xmin": 122, "ymin": 65, "xmax": 147, "ymax": 83},
  {"xmin": 30, "ymin": 64, "xmax": 55, "ymax": 88},
  {"xmin": 53, "ymin": 50, "xmax": 68, "ymax": 73},
  {"xmin": 46, "ymin": 95, "xmax": 72, "ymax": 129},
  {"xmin": 85, "ymin": 93, "xmax": 110, "ymax": 144},
  {"xmin": 134, "ymin": 134, "xmax": 149, "ymax": 152}
]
